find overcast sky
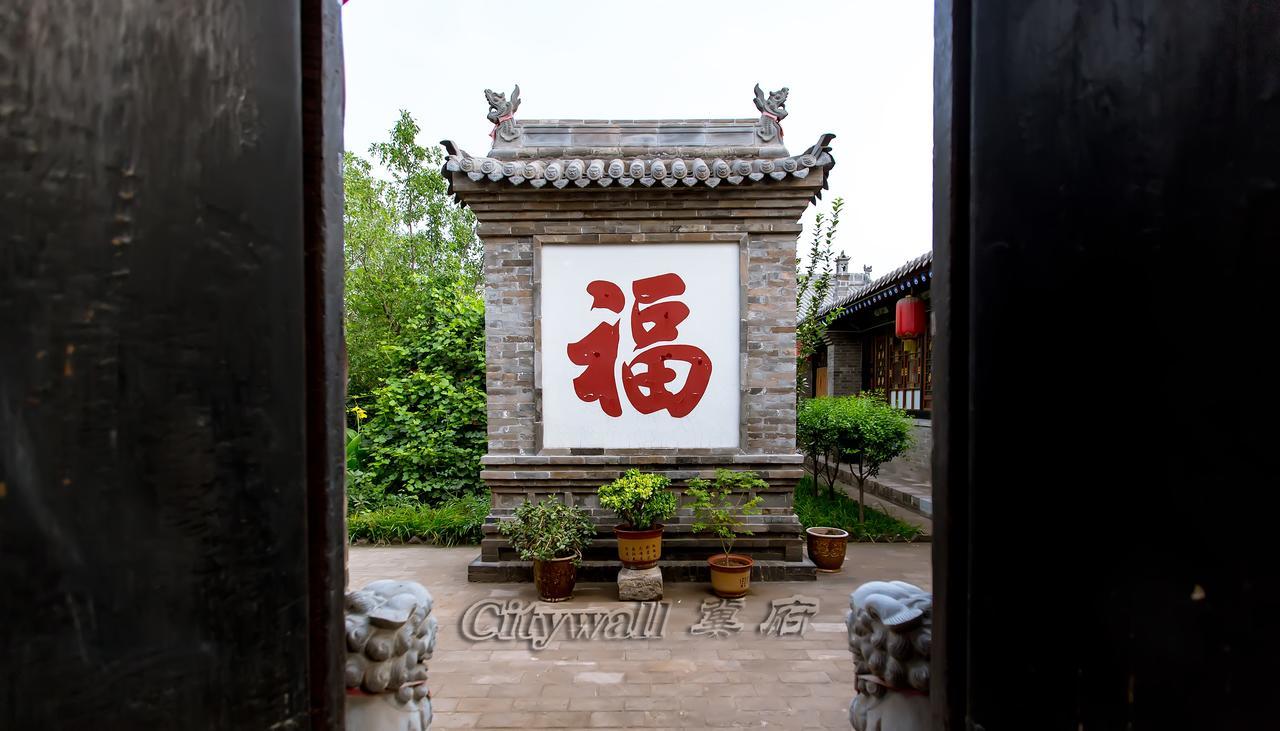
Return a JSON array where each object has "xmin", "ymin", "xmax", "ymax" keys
[{"xmin": 342, "ymin": 0, "xmax": 933, "ymax": 277}]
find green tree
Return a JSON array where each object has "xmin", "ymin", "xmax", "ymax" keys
[
  {"xmin": 344, "ymin": 111, "xmax": 487, "ymax": 506},
  {"xmin": 344, "ymin": 110, "xmax": 480, "ymax": 399},
  {"xmin": 798, "ymin": 394, "xmax": 914, "ymax": 522},
  {"xmin": 795, "ymin": 197, "xmax": 845, "ymax": 397}
]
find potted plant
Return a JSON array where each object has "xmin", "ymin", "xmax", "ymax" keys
[
  {"xmin": 499, "ymin": 497, "xmax": 594, "ymax": 602},
  {"xmin": 687, "ymin": 469, "xmax": 766, "ymax": 598},
  {"xmin": 597, "ymin": 469, "xmax": 679, "ymax": 569},
  {"xmin": 797, "ymin": 394, "xmax": 914, "ymax": 571}
]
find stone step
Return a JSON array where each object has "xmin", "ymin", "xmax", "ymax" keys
[
  {"xmin": 478, "ymin": 535, "xmax": 805, "ymax": 563},
  {"xmin": 467, "ymin": 557, "xmax": 818, "ymax": 583}
]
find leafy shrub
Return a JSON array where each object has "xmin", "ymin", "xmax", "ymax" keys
[
  {"xmin": 798, "ymin": 396, "xmax": 843, "ymax": 488},
  {"xmin": 798, "ymin": 393, "xmax": 914, "ymax": 521},
  {"xmin": 597, "ymin": 470, "xmax": 679, "ymax": 530},
  {"xmin": 499, "ymin": 498, "xmax": 595, "ymax": 562},
  {"xmin": 344, "ymin": 111, "xmax": 486, "ymax": 510},
  {"xmin": 793, "ymin": 477, "xmax": 923, "ymax": 542},
  {"xmin": 347, "ymin": 492, "xmax": 489, "ymax": 546},
  {"xmin": 686, "ymin": 469, "xmax": 766, "ymax": 557},
  {"xmin": 353, "ymin": 284, "xmax": 487, "ymax": 501}
]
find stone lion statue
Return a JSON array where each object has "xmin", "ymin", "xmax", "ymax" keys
[
  {"xmin": 846, "ymin": 581, "xmax": 932, "ymax": 731},
  {"xmin": 345, "ymin": 580, "xmax": 437, "ymax": 731}
]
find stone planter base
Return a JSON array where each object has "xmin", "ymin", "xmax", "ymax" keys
[{"xmin": 617, "ymin": 567, "xmax": 663, "ymax": 601}]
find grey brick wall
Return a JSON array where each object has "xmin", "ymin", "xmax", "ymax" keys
[
  {"xmin": 824, "ymin": 330, "xmax": 863, "ymax": 396},
  {"xmin": 449, "ymin": 174, "xmax": 829, "ymax": 490}
]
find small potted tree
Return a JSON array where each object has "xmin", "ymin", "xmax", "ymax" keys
[
  {"xmin": 499, "ymin": 497, "xmax": 594, "ymax": 602},
  {"xmin": 687, "ymin": 469, "xmax": 766, "ymax": 598},
  {"xmin": 800, "ymin": 394, "xmax": 913, "ymax": 571},
  {"xmin": 597, "ymin": 469, "xmax": 679, "ymax": 569}
]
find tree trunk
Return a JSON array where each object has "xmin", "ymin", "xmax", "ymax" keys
[
  {"xmin": 857, "ymin": 478, "xmax": 866, "ymax": 524},
  {"xmin": 856, "ymin": 458, "xmax": 866, "ymax": 523}
]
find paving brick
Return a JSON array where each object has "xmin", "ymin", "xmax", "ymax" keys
[{"xmin": 349, "ymin": 543, "xmax": 932, "ymax": 730}]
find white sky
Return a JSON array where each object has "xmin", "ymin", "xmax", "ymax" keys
[{"xmin": 341, "ymin": 0, "xmax": 933, "ymax": 277}]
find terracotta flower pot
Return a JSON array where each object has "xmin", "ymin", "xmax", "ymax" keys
[
  {"xmin": 615, "ymin": 524, "xmax": 664, "ymax": 569},
  {"xmin": 707, "ymin": 553, "xmax": 754, "ymax": 598},
  {"xmin": 533, "ymin": 553, "xmax": 578, "ymax": 602},
  {"xmin": 806, "ymin": 526, "xmax": 850, "ymax": 572}
]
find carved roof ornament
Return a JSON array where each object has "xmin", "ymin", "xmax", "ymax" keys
[
  {"xmin": 442, "ymin": 131, "xmax": 835, "ymax": 199},
  {"xmin": 753, "ymin": 83, "xmax": 789, "ymax": 142},
  {"xmin": 484, "ymin": 84, "xmax": 521, "ymax": 142}
]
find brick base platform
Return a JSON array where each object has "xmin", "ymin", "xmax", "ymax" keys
[{"xmin": 467, "ymin": 557, "xmax": 817, "ymax": 583}]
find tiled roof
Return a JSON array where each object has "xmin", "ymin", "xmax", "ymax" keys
[
  {"xmin": 440, "ymin": 133, "xmax": 835, "ymax": 192},
  {"xmin": 818, "ymin": 250, "xmax": 933, "ymax": 318}
]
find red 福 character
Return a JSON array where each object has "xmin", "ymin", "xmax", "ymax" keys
[
  {"xmin": 621, "ymin": 344, "xmax": 713, "ymax": 418},
  {"xmin": 622, "ymin": 274, "xmax": 712, "ymax": 417},
  {"xmin": 567, "ymin": 274, "xmax": 713, "ymax": 418},
  {"xmin": 566, "ymin": 280, "xmax": 624, "ymax": 417},
  {"xmin": 630, "ymin": 273, "xmax": 690, "ymax": 348}
]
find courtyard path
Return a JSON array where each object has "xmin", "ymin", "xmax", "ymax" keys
[{"xmin": 348, "ymin": 543, "xmax": 932, "ymax": 730}]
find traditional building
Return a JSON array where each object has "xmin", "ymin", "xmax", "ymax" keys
[
  {"xmin": 441, "ymin": 85, "xmax": 837, "ymax": 581},
  {"xmin": 808, "ymin": 251, "xmax": 934, "ymax": 506}
]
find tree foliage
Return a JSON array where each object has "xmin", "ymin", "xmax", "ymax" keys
[
  {"xmin": 797, "ymin": 394, "xmax": 914, "ymax": 522},
  {"xmin": 344, "ymin": 111, "xmax": 486, "ymax": 506},
  {"xmin": 499, "ymin": 498, "xmax": 595, "ymax": 563},
  {"xmin": 344, "ymin": 110, "xmax": 480, "ymax": 399},
  {"xmin": 597, "ymin": 470, "xmax": 679, "ymax": 531},
  {"xmin": 796, "ymin": 197, "xmax": 845, "ymax": 396},
  {"xmin": 686, "ymin": 469, "xmax": 767, "ymax": 557}
]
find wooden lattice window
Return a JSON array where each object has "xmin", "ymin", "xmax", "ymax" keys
[{"xmin": 867, "ymin": 329, "xmax": 931, "ymax": 414}]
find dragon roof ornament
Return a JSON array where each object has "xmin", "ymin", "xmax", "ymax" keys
[
  {"xmin": 753, "ymin": 84, "xmax": 789, "ymax": 142},
  {"xmin": 441, "ymin": 133, "xmax": 834, "ymax": 194},
  {"xmin": 442, "ymin": 84, "xmax": 835, "ymax": 199},
  {"xmin": 484, "ymin": 84, "xmax": 521, "ymax": 142}
]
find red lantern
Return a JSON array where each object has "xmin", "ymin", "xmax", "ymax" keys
[{"xmin": 895, "ymin": 295, "xmax": 926, "ymax": 352}]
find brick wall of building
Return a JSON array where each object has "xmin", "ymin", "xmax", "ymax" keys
[
  {"xmin": 448, "ymin": 176, "xmax": 828, "ymax": 492},
  {"xmin": 824, "ymin": 330, "xmax": 863, "ymax": 396}
]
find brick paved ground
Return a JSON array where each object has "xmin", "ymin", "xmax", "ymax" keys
[{"xmin": 349, "ymin": 544, "xmax": 931, "ymax": 730}]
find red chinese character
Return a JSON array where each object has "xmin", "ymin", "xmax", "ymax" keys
[
  {"xmin": 566, "ymin": 274, "xmax": 712, "ymax": 418},
  {"xmin": 631, "ymin": 273, "xmax": 690, "ymax": 348}
]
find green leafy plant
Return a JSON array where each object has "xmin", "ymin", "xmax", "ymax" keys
[
  {"xmin": 798, "ymin": 394, "xmax": 914, "ymax": 522},
  {"xmin": 351, "ymin": 282, "xmax": 487, "ymax": 501},
  {"xmin": 344, "ymin": 111, "xmax": 486, "ymax": 509},
  {"xmin": 499, "ymin": 498, "xmax": 595, "ymax": 562},
  {"xmin": 347, "ymin": 492, "xmax": 489, "ymax": 546},
  {"xmin": 793, "ymin": 477, "xmax": 923, "ymax": 542},
  {"xmin": 797, "ymin": 396, "xmax": 843, "ymax": 492},
  {"xmin": 597, "ymin": 470, "xmax": 679, "ymax": 530},
  {"xmin": 796, "ymin": 197, "xmax": 845, "ymax": 396},
  {"xmin": 686, "ymin": 469, "xmax": 767, "ymax": 557}
]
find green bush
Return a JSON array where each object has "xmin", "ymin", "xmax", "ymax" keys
[
  {"xmin": 793, "ymin": 477, "xmax": 923, "ymax": 542},
  {"xmin": 344, "ymin": 111, "xmax": 486, "ymax": 510},
  {"xmin": 686, "ymin": 469, "xmax": 766, "ymax": 557},
  {"xmin": 499, "ymin": 498, "xmax": 595, "ymax": 562},
  {"xmin": 798, "ymin": 396, "xmax": 843, "ymax": 487},
  {"xmin": 353, "ymin": 284, "xmax": 487, "ymax": 502},
  {"xmin": 798, "ymin": 393, "xmax": 914, "ymax": 522},
  {"xmin": 347, "ymin": 492, "xmax": 489, "ymax": 546},
  {"xmin": 597, "ymin": 469, "xmax": 679, "ymax": 530}
]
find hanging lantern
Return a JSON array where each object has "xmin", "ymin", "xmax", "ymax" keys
[{"xmin": 895, "ymin": 294, "xmax": 926, "ymax": 353}]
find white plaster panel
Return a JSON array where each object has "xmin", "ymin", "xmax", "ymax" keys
[{"xmin": 541, "ymin": 243, "xmax": 740, "ymax": 448}]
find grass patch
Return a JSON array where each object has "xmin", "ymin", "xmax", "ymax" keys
[
  {"xmin": 794, "ymin": 476, "xmax": 924, "ymax": 542},
  {"xmin": 348, "ymin": 492, "xmax": 488, "ymax": 546}
]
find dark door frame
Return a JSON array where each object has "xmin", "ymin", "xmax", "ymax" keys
[{"xmin": 301, "ymin": 0, "xmax": 348, "ymax": 727}]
